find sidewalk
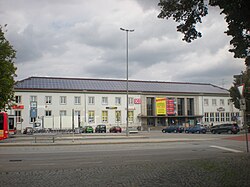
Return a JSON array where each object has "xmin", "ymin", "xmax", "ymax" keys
[{"xmin": 0, "ymin": 132, "xmax": 222, "ymax": 146}]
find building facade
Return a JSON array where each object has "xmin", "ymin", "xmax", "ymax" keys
[{"xmin": 9, "ymin": 77, "xmax": 240, "ymax": 131}]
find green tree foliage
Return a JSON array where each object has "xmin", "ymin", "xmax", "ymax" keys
[
  {"xmin": 158, "ymin": 0, "xmax": 250, "ymax": 66},
  {"xmin": 0, "ymin": 25, "xmax": 17, "ymax": 111},
  {"xmin": 229, "ymin": 70, "xmax": 250, "ymax": 112}
]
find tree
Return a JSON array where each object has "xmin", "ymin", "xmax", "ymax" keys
[
  {"xmin": 158, "ymin": 0, "xmax": 250, "ymax": 66},
  {"xmin": 0, "ymin": 25, "xmax": 17, "ymax": 111},
  {"xmin": 229, "ymin": 70, "xmax": 250, "ymax": 112}
]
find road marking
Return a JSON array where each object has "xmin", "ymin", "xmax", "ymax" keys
[
  {"xmin": 210, "ymin": 145, "xmax": 243, "ymax": 153},
  {"xmin": 124, "ymin": 160, "xmax": 151, "ymax": 163}
]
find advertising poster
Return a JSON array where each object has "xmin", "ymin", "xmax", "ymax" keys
[
  {"xmin": 156, "ymin": 97, "xmax": 166, "ymax": 115},
  {"xmin": 166, "ymin": 98, "xmax": 176, "ymax": 115}
]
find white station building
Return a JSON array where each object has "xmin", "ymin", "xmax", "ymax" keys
[{"xmin": 9, "ymin": 76, "xmax": 240, "ymax": 131}]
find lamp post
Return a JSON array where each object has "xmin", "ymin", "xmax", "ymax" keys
[{"xmin": 120, "ymin": 27, "xmax": 134, "ymax": 136}]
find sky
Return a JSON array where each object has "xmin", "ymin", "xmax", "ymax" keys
[{"xmin": 0, "ymin": 0, "xmax": 246, "ymax": 89}]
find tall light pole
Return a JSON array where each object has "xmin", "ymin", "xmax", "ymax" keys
[{"xmin": 120, "ymin": 27, "xmax": 134, "ymax": 136}]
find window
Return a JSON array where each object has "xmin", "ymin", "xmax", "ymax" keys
[
  {"xmin": 128, "ymin": 111, "xmax": 134, "ymax": 123},
  {"xmin": 102, "ymin": 97, "xmax": 108, "ymax": 105},
  {"xmin": 15, "ymin": 110, "xmax": 22, "ymax": 123},
  {"xmin": 215, "ymin": 112, "xmax": 220, "ymax": 122},
  {"xmin": 88, "ymin": 97, "xmax": 95, "ymax": 105},
  {"xmin": 30, "ymin": 96, "xmax": 37, "ymax": 102},
  {"xmin": 204, "ymin": 99, "xmax": 209, "ymax": 106},
  {"xmin": 102, "ymin": 111, "xmax": 108, "ymax": 123},
  {"xmin": 220, "ymin": 99, "xmax": 224, "ymax": 106},
  {"xmin": 15, "ymin": 96, "xmax": 22, "ymax": 104},
  {"xmin": 210, "ymin": 113, "xmax": 214, "ymax": 122},
  {"xmin": 226, "ymin": 112, "xmax": 230, "ymax": 122},
  {"xmin": 115, "ymin": 111, "xmax": 121, "ymax": 123},
  {"xmin": 60, "ymin": 96, "xmax": 67, "ymax": 104},
  {"xmin": 45, "ymin": 96, "xmax": 52, "ymax": 104},
  {"xmin": 45, "ymin": 110, "xmax": 52, "ymax": 116},
  {"xmin": 147, "ymin": 97, "xmax": 154, "ymax": 116},
  {"xmin": 74, "ymin": 96, "xmax": 81, "ymax": 104},
  {"xmin": 212, "ymin": 99, "xmax": 217, "ymax": 106},
  {"xmin": 128, "ymin": 97, "xmax": 134, "ymax": 105},
  {"xmin": 187, "ymin": 98, "xmax": 194, "ymax": 115},
  {"xmin": 60, "ymin": 110, "xmax": 66, "ymax": 116},
  {"xmin": 204, "ymin": 112, "xmax": 209, "ymax": 122},
  {"xmin": 177, "ymin": 98, "xmax": 185, "ymax": 116},
  {"xmin": 88, "ymin": 111, "xmax": 95, "ymax": 123},
  {"xmin": 115, "ymin": 97, "xmax": 121, "ymax": 105},
  {"xmin": 220, "ymin": 112, "xmax": 225, "ymax": 122},
  {"xmin": 75, "ymin": 110, "xmax": 81, "ymax": 117}
]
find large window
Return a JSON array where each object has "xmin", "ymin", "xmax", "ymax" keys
[
  {"xmin": 210, "ymin": 113, "xmax": 214, "ymax": 122},
  {"xmin": 88, "ymin": 96, "xmax": 95, "ymax": 105},
  {"xmin": 204, "ymin": 113, "xmax": 209, "ymax": 122},
  {"xmin": 45, "ymin": 110, "xmax": 52, "ymax": 117},
  {"xmin": 204, "ymin": 99, "xmax": 209, "ymax": 106},
  {"xmin": 226, "ymin": 112, "xmax": 230, "ymax": 121},
  {"xmin": 102, "ymin": 97, "xmax": 108, "ymax": 105},
  {"xmin": 128, "ymin": 111, "xmax": 134, "ymax": 123},
  {"xmin": 115, "ymin": 111, "xmax": 121, "ymax": 123},
  {"xmin": 88, "ymin": 111, "xmax": 95, "ymax": 123},
  {"xmin": 15, "ymin": 110, "xmax": 22, "ymax": 123},
  {"xmin": 74, "ymin": 96, "xmax": 81, "ymax": 105},
  {"xmin": 220, "ymin": 99, "xmax": 224, "ymax": 106},
  {"xmin": 187, "ymin": 98, "xmax": 194, "ymax": 115},
  {"xmin": 220, "ymin": 112, "xmax": 225, "ymax": 122},
  {"xmin": 60, "ymin": 110, "xmax": 66, "ymax": 116},
  {"xmin": 212, "ymin": 99, "xmax": 217, "ymax": 106},
  {"xmin": 215, "ymin": 112, "xmax": 220, "ymax": 122},
  {"xmin": 128, "ymin": 97, "xmax": 134, "ymax": 105},
  {"xmin": 60, "ymin": 96, "xmax": 67, "ymax": 105},
  {"xmin": 45, "ymin": 96, "xmax": 52, "ymax": 104},
  {"xmin": 177, "ymin": 98, "xmax": 185, "ymax": 116},
  {"xmin": 115, "ymin": 97, "xmax": 121, "ymax": 105},
  {"xmin": 15, "ymin": 96, "xmax": 22, "ymax": 104},
  {"xmin": 147, "ymin": 97, "xmax": 154, "ymax": 116},
  {"xmin": 102, "ymin": 111, "xmax": 108, "ymax": 123}
]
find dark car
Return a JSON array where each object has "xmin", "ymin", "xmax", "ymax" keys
[
  {"xmin": 83, "ymin": 126, "xmax": 94, "ymax": 133},
  {"xmin": 162, "ymin": 125, "xmax": 184, "ymax": 133},
  {"xmin": 210, "ymin": 123, "xmax": 240, "ymax": 134},
  {"xmin": 23, "ymin": 127, "xmax": 34, "ymax": 135},
  {"xmin": 185, "ymin": 125, "xmax": 206, "ymax": 134},
  {"xmin": 95, "ymin": 124, "xmax": 106, "ymax": 133},
  {"xmin": 109, "ymin": 126, "xmax": 122, "ymax": 133}
]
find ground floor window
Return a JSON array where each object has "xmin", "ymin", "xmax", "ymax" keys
[
  {"xmin": 102, "ymin": 111, "xmax": 108, "ymax": 123},
  {"xmin": 115, "ymin": 111, "xmax": 121, "ymax": 123},
  {"xmin": 128, "ymin": 111, "xmax": 134, "ymax": 123},
  {"xmin": 88, "ymin": 111, "xmax": 95, "ymax": 123},
  {"xmin": 15, "ymin": 110, "xmax": 22, "ymax": 123},
  {"xmin": 204, "ymin": 113, "xmax": 209, "ymax": 122}
]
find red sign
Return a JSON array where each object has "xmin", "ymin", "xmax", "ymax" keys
[
  {"xmin": 134, "ymin": 98, "xmax": 141, "ymax": 104},
  {"xmin": 166, "ymin": 98, "xmax": 176, "ymax": 115},
  {"xmin": 12, "ymin": 105, "xmax": 24, "ymax": 110}
]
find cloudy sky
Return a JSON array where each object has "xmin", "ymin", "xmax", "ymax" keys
[{"xmin": 1, "ymin": 0, "xmax": 246, "ymax": 89}]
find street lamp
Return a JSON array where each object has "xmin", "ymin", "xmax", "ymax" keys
[{"xmin": 120, "ymin": 27, "xmax": 134, "ymax": 136}]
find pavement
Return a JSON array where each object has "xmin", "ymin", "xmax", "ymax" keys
[{"xmin": 1, "ymin": 131, "xmax": 249, "ymax": 146}]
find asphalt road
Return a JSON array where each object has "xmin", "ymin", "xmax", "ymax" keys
[{"xmin": 1, "ymin": 135, "xmax": 250, "ymax": 187}]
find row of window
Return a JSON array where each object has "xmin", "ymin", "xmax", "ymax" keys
[
  {"xmin": 41, "ymin": 110, "xmax": 134, "ymax": 124},
  {"xmin": 15, "ymin": 96, "xmax": 136, "ymax": 105},
  {"xmin": 204, "ymin": 98, "xmax": 230, "ymax": 106},
  {"xmin": 204, "ymin": 112, "xmax": 239, "ymax": 123}
]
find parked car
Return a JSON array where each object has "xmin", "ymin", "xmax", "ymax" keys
[
  {"xmin": 162, "ymin": 125, "xmax": 184, "ymax": 133},
  {"xmin": 23, "ymin": 127, "xmax": 34, "ymax": 135},
  {"xmin": 185, "ymin": 125, "xmax": 206, "ymax": 134},
  {"xmin": 95, "ymin": 124, "xmax": 106, "ymax": 133},
  {"xmin": 83, "ymin": 126, "xmax": 94, "ymax": 133},
  {"xmin": 210, "ymin": 123, "xmax": 240, "ymax": 134},
  {"xmin": 109, "ymin": 126, "xmax": 122, "ymax": 133}
]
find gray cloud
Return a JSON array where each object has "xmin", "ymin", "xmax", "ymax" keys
[{"xmin": 0, "ymin": 0, "xmax": 245, "ymax": 88}]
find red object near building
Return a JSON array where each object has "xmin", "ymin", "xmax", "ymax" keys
[{"xmin": 0, "ymin": 112, "xmax": 9, "ymax": 140}]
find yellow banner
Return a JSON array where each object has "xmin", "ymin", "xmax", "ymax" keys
[{"xmin": 156, "ymin": 97, "xmax": 166, "ymax": 115}]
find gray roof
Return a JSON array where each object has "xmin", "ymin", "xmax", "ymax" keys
[{"xmin": 15, "ymin": 76, "xmax": 229, "ymax": 95}]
